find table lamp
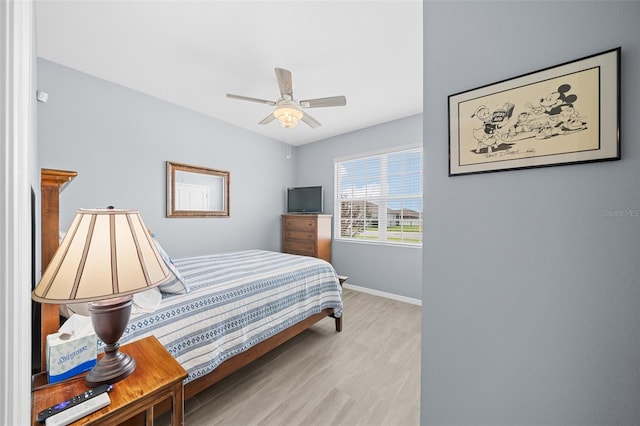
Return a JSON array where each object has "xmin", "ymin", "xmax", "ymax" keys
[{"xmin": 32, "ymin": 208, "xmax": 172, "ymax": 387}]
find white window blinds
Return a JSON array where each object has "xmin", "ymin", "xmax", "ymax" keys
[{"xmin": 334, "ymin": 146, "xmax": 423, "ymax": 246}]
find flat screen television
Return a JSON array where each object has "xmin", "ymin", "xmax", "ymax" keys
[{"xmin": 287, "ymin": 186, "xmax": 323, "ymax": 214}]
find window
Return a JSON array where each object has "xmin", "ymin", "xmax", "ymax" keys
[{"xmin": 334, "ymin": 146, "xmax": 423, "ymax": 246}]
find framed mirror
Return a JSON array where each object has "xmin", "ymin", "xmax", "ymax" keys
[{"xmin": 166, "ymin": 161, "xmax": 230, "ymax": 217}]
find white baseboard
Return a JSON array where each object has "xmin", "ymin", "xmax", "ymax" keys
[{"xmin": 343, "ymin": 283, "xmax": 422, "ymax": 306}]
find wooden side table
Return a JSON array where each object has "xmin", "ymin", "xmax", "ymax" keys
[{"xmin": 32, "ymin": 335, "xmax": 187, "ymax": 425}]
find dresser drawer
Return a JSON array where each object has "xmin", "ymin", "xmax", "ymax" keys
[
  {"xmin": 284, "ymin": 240, "xmax": 316, "ymax": 256},
  {"xmin": 284, "ymin": 217, "xmax": 316, "ymax": 232},
  {"xmin": 285, "ymin": 230, "xmax": 315, "ymax": 241}
]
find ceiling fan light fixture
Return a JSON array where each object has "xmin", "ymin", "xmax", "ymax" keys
[
  {"xmin": 227, "ymin": 67, "xmax": 345, "ymax": 129},
  {"xmin": 273, "ymin": 106, "xmax": 303, "ymax": 128}
]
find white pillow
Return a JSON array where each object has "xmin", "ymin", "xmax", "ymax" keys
[
  {"xmin": 65, "ymin": 287, "xmax": 163, "ymax": 316},
  {"xmin": 132, "ymin": 287, "xmax": 162, "ymax": 313},
  {"xmin": 65, "ymin": 301, "xmax": 91, "ymax": 317}
]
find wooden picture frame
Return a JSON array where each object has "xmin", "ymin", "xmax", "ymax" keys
[{"xmin": 448, "ymin": 47, "xmax": 620, "ymax": 176}]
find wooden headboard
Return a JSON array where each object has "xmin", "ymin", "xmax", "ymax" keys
[{"xmin": 38, "ymin": 168, "xmax": 77, "ymax": 371}]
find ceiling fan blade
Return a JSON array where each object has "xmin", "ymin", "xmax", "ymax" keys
[
  {"xmin": 301, "ymin": 112, "xmax": 321, "ymax": 128},
  {"xmin": 258, "ymin": 113, "xmax": 276, "ymax": 125},
  {"xmin": 299, "ymin": 96, "xmax": 347, "ymax": 108},
  {"xmin": 274, "ymin": 68, "xmax": 293, "ymax": 99},
  {"xmin": 227, "ymin": 94, "xmax": 276, "ymax": 106}
]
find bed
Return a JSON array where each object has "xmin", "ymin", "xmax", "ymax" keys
[
  {"xmin": 97, "ymin": 248, "xmax": 343, "ymax": 386},
  {"xmin": 37, "ymin": 169, "xmax": 343, "ymax": 415}
]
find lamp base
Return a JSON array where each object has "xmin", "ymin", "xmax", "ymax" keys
[
  {"xmin": 85, "ymin": 343, "xmax": 136, "ymax": 387},
  {"xmin": 86, "ymin": 295, "xmax": 136, "ymax": 388}
]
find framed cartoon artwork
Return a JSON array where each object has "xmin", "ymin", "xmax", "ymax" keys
[{"xmin": 448, "ymin": 47, "xmax": 620, "ymax": 176}]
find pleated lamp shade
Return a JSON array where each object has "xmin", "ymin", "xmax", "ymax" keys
[{"xmin": 33, "ymin": 208, "xmax": 171, "ymax": 304}]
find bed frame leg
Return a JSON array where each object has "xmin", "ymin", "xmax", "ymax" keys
[
  {"xmin": 335, "ymin": 316, "xmax": 342, "ymax": 332},
  {"xmin": 334, "ymin": 275, "xmax": 347, "ymax": 332}
]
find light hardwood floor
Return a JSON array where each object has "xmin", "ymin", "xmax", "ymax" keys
[{"xmin": 159, "ymin": 288, "xmax": 421, "ymax": 426}]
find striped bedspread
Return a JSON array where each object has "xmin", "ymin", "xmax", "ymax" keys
[{"xmin": 116, "ymin": 250, "xmax": 343, "ymax": 383}]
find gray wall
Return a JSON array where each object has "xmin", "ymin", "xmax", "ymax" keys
[
  {"xmin": 37, "ymin": 58, "xmax": 423, "ymax": 301},
  {"xmin": 422, "ymin": 2, "xmax": 640, "ymax": 425},
  {"xmin": 296, "ymin": 114, "xmax": 423, "ymax": 300},
  {"xmin": 38, "ymin": 59, "xmax": 295, "ymax": 257}
]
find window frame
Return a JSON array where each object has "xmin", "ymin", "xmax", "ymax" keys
[{"xmin": 333, "ymin": 144, "xmax": 423, "ymax": 247}]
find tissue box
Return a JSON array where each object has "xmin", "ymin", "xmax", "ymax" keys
[{"xmin": 46, "ymin": 328, "xmax": 97, "ymax": 384}]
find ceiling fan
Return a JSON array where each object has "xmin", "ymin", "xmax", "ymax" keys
[{"xmin": 226, "ymin": 67, "xmax": 347, "ymax": 129}]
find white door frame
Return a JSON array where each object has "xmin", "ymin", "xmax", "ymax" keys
[{"xmin": 0, "ymin": 0, "xmax": 35, "ymax": 423}]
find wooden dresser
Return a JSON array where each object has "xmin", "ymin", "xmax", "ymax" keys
[{"xmin": 282, "ymin": 214, "xmax": 332, "ymax": 264}]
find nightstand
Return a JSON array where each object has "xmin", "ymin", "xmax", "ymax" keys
[{"xmin": 32, "ymin": 335, "xmax": 187, "ymax": 425}]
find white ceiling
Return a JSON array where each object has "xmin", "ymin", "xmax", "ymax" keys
[{"xmin": 35, "ymin": 0, "xmax": 423, "ymax": 146}]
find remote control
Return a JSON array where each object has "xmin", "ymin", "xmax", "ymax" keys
[
  {"xmin": 45, "ymin": 392, "xmax": 111, "ymax": 426},
  {"xmin": 36, "ymin": 383, "xmax": 113, "ymax": 423}
]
